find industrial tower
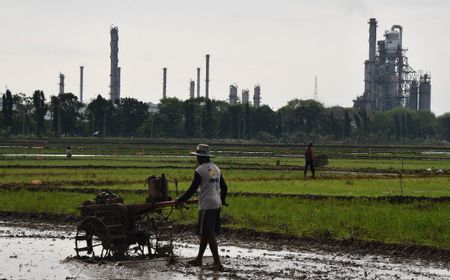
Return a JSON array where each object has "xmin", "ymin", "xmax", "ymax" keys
[
  {"xmin": 189, "ymin": 80, "xmax": 195, "ymax": 99},
  {"xmin": 196, "ymin": 67, "xmax": 201, "ymax": 98},
  {"xmin": 242, "ymin": 89, "xmax": 250, "ymax": 105},
  {"xmin": 162, "ymin": 68, "xmax": 167, "ymax": 99},
  {"xmin": 354, "ymin": 18, "xmax": 431, "ymax": 112},
  {"xmin": 253, "ymin": 85, "xmax": 261, "ymax": 108},
  {"xmin": 205, "ymin": 54, "xmax": 210, "ymax": 99},
  {"xmin": 314, "ymin": 76, "xmax": 318, "ymax": 101},
  {"xmin": 79, "ymin": 66, "xmax": 84, "ymax": 103},
  {"xmin": 110, "ymin": 26, "xmax": 121, "ymax": 101},
  {"xmin": 229, "ymin": 84, "xmax": 238, "ymax": 105},
  {"xmin": 59, "ymin": 73, "xmax": 65, "ymax": 95}
]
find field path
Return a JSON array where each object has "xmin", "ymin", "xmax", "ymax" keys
[{"xmin": 1, "ymin": 221, "xmax": 448, "ymax": 280}]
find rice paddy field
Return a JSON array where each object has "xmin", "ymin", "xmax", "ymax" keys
[{"xmin": 1, "ymin": 139, "xmax": 449, "ymax": 250}]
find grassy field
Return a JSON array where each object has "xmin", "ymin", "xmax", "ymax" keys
[
  {"xmin": 0, "ymin": 189, "xmax": 448, "ymax": 249},
  {"xmin": 2, "ymin": 155, "xmax": 450, "ymax": 171},
  {"xmin": 4, "ymin": 176, "xmax": 449, "ymax": 198},
  {"xmin": 1, "ymin": 164, "xmax": 449, "ymax": 197},
  {"xmin": 0, "ymin": 142, "xmax": 449, "ymax": 250},
  {"xmin": 1, "ymin": 139, "xmax": 449, "ymax": 157}
]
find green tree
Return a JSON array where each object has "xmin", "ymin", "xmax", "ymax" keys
[
  {"xmin": 50, "ymin": 96, "xmax": 59, "ymax": 137},
  {"xmin": 87, "ymin": 95, "xmax": 109, "ymax": 136},
  {"xmin": 359, "ymin": 110, "xmax": 371, "ymax": 133},
  {"xmin": 117, "ymin": 98, "xmax": 149, "ymax": 136},
  {"xmin": 32, "ymin": 90, "xmax": 47, "ymax": 137},
  {"xmin": 405, "ymin": 113, "xmax": 417, "ymax": 138},
  {"xmin": 327, "ymin": 112, "xmax": 339, "ymax": 140},
  {"xmin": 202, "ymin": 99, "xmax": 217, "ymax": 139},
  {"xmin": 157, "ymin": 98, "xmax": 183, "ymax": 137},
  {"xmin": 218, "ymin": 105, "xmax": 242, "ymax": 139},
  {"xmin": 278, "ymin": 99, "xmax": 326, "ymax": 140},
  {"xmin": 275, "ymin": 111, "xmax": 282, "ymax": 138},
  {"xmin": 50, "ymin": 93, "xmax": 82, "ymax": 137},
  {"xmin": 437, "ymin": 113, "xmax": 450, "ymax": 141},
  {"xmin": 60, "ymin": 93, "xmax": 83, "ymax": 136},
  {"xmin": 415, "ymin": 110, "xmax": 436, "ymax": 139},
  {"xmin": 184, "ymin": 100, "xmax": 196, "ymax": 138},
  {"xmin": 253, "ymin": 105, "xmax": 276, "ymax": 136},
  {"xmin": 393, "ymin": 113, "xmax": 400, "ymax": 142},
  {"xmin": 353, "ymin": 113, "xmax": 361, "ymax": 130},
  {"xmin": 243, "ymin": 103, "xmax": 252, "ymax": 139},
  {"xmin": 14, "ymin": 93, "xmax": 33, "ymax": 136},
  {"xmin": 343, "ymin": 110, "xmax": 352, "ymax": 138},
  {"xmin": 2, "ymin": 90, "xmax": 13, "ymax": 132}
]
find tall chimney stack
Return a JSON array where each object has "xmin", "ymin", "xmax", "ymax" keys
[
  {"xmin": 110, "ymin": 26, "xmax": 120, "ymax": 101},
  {"xmin": 163, "ymin": 67, "xmax": 167, "ymax": 99},
  {"xmin": 253, "ymin": 84, "xmax": 261, "ymax": 108},
  {"xmin": 59, "ymin": 73, "xmax": 65, "ymax": 95},
  {"xmin": 363, "ymin": 18, "xmax": 378, "ymax": 111},
  {"xmin": 79, "ymin": 66, "xmax": 84, "ymax": 103},
  {"xmin": 196, "ymin": 67, "xmax": 201, "ymax": 98},
  {"xmin": 368, "ymin": 18, "xmax": 377, "ymax": 62},
  {"xmin": 205, "ymin": 54, "xmax": 210, "ymax": 99},
  {"xmin": 189, "ymin": 80, "xmax": 195, "ymax": 99}
]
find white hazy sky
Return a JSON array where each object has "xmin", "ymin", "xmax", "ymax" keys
[{"xmin": 1, "ymin": 0, "xmax": 449, "ymax": 115}]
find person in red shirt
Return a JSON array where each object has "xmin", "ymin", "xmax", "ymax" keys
[{"xmin": 304, "ymin": 142, "xmax": 315, "ymax": 177}]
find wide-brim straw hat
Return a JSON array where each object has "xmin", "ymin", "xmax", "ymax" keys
[{"xmin": 190, "ymin": 144, "xmax": 214, "ymax": 158}]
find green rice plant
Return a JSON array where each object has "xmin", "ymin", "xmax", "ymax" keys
[
  {"xmin": 219, "ymin": 196, "xmax": 450, "ymax": 249},
  {"xmin": 1, "ymin": 189, "xmax": 448, "ymax": 249}
]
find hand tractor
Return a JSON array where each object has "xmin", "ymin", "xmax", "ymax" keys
[{"xmin": 74, "ymin": 174, "xmax": 194, "ymax": 259}]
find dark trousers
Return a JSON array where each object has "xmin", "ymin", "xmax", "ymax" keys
[{"xmin": 304, "ymin": 160, "xmax": 315, "ymax": 176}]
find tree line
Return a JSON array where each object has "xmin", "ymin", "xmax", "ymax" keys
[{"xmin": 1, "ymin": 89, "xmax": 450, "ymax": 143}]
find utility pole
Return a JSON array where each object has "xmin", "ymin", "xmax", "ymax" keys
[{"xmin": 314, "ymin": 76, "xmax": 318, "ymax": 101}]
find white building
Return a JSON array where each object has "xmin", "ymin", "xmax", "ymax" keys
[{"xmin": 147, "ymin": 102, "xmax": 159, "ymax": 113}]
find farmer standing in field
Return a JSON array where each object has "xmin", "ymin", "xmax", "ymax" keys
[
  {"xmin": 66, "ymin": 146, "xmax": 72, "ymax": 159},
  {"xmin": 176, "ymin": 144, "xmax": 228, "ymax": 271},
  {"xmin": 304, "ymin": 142, "xmax": 315, "ymax": 177}
]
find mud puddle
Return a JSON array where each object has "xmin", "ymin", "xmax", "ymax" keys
[{"xmin": 0, "ymin": 221, "xmax": 449, "ymax": 280}]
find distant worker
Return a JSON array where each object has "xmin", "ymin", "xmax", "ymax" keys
[
  {"xmin": 304, "ymin": 142, "xmax": 315, "ymax": 177},
  {"xmin": 66, "ymin": 146, "xmax": 72, "ymax": 159},
  {"xmin": 176, "ymin": 144, "xmax": 228, "ymax": 271}
]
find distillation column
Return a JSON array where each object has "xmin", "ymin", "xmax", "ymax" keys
[
  {"xmin": 189, "ymin": 80, "xmax": 195, "ymax": 99},
  {"xmin": 229, "ymin": 84, "xmax": 238, "ymax": 105},
  {"xmin": 363, "ymin": 18, "xmax": 377, "ymax": 111},
  {"xmin": 110, "ymin": 26, "xmax": 120, "ymax": 101},
  {"xmin": 253, "ymin": 85, "xmax": 261, "ymax": 108},
  {"xmin": 59, "ymin": 73, "xmax": 65, "ymax": 95}
]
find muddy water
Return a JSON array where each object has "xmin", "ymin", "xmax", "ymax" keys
[{"xmin": 0, "ymin": 221, "xmax": 448, "ymax": 280}]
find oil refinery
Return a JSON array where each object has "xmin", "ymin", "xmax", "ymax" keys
[{"xmin": 354, "ymin": 18, "xmax": 431, "ymax": 112}]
